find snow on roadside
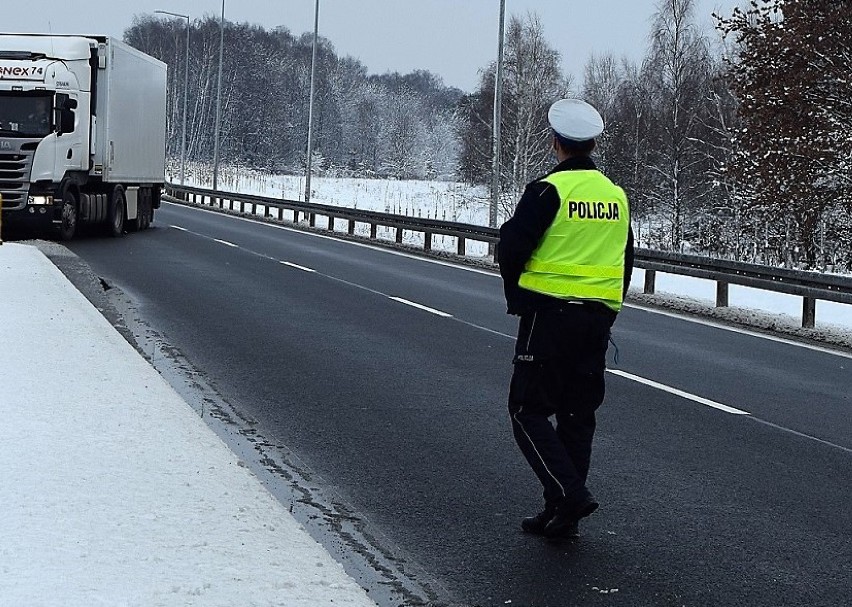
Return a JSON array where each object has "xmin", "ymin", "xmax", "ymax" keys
[{"xmin": 0, "ymin": 242, "xmax": 378, "ymax": 607}]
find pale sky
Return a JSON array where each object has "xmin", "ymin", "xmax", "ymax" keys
[{"xmin": 4, "ymin": 1, "xmax": 741, "ymax": 92}]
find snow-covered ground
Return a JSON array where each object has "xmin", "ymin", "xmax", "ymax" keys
[
  {"xmin": 178, "ymin": 165, "xmax": 494, "ymax": 256},
  {"xmin": 173, "ymin": 166, "xmax": 852, "ymax": 335},
  {"xmin": 0, "ymin": 242, "xmax": 377, "ymax": 607}
]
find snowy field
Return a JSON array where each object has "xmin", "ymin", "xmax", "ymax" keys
[{"xmin": 173, "ymin": 167, "xmax": 852, "ymax": 335}]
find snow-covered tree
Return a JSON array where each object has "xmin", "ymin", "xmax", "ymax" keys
[
  {"xmin": 718, "ymin": 0, "xmax": 852, "ymax": 266},
  {"xmin": 125, "ymin": 17, "xmax": 462, "ymax": 182}
]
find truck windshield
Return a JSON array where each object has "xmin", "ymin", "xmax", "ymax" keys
[{"xmin": 0, "ymin": 93, "xmax": 53, "ymax": 137}]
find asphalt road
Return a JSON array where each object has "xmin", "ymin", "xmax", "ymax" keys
[{"xmin": 66, "ymin": 202, "xmax": 851, "ymax": 607}]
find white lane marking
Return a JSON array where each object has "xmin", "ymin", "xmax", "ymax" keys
[
  {"xmin": 749, "ymin": 417, "xmax": 852, "ymax": 455},
  {"xmin": 281, "ymin": 261, "xmax": 316, "ymax": 273},
  {"xmin": 453, "ymin": 314, "xmax": 753, "ymax": 417},
  {"xmin": 213, "ymin": 238, "xmax": 238, "ymax": 248},
  {"xmin": 452, "ymin": 318, "xmax": 514, "ymax": 340},
  {"xmin": 388, "ymin": 297, "xmax": 453, "ymax": 318},
  {"xmin": 170, "ymin": 225, "xmax": 188, "ymax": 231},
  {"xmin": 607, "ymin": 369, "xmax": 751, "ymax": 416},
  {"xmin": 625, "ymin": 301, "xmax": 852, "ymax": 361}
]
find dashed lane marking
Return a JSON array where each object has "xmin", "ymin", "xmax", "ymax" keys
[
  {"xmin": 214, "ymin": 238, "xmax": 238, "ymax": 248},
  {"xmin": 606, "ymin": 369, "xmax": 751, "ymax": 415},
  {"xmin": 164, "ymin": 203, "xmax": 497, "ymax": 276},
  {"xmin": 281, "ymin": 261, "xmax": 316, "ymax": 273},
  {"xmin": 166, "ymin": 206, "xmax": 850, "ymax": 361},
  {"xmin": 388, "ymin": 297, "xmax": 453, "ymax": 318},
  {"xmin": 166, "ymin": 221, "xmax": 758, "ymax": 419},
  {"xmin": 166, "ymin": 218, "xmax": 852, "ymax": 452}
]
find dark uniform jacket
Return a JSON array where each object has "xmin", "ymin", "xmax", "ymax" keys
[{"xmin": 498, "ymin": 155, "xmax": 635, "ymax": 324}]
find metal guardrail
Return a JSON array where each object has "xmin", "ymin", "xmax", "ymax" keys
[
  {"xmin": 164, "ymin": 183, "xmax": 852, "ymax": 329},
  {"xmin": 165, "ymin": 183, "xmax": 497, "ymax": 256},
  {"xmin": 638, "ymin": 249, "xmax": 852, "ymax": 329}
]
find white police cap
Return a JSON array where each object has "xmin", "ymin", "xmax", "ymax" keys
[{"xmin": 548, "ymin": 98, "xmax": 604, "ymax": 141}]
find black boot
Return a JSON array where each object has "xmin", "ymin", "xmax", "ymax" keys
[
  {"xmin": 543, "ymin": 496, "xmax": 598, "ymax": 539},
  {"xmin": 548, "ymin": 520, "xmax": 580, "ymax": 539},
  {"xmin": 521, "ymin": 507, "xmax": 555, "ymax": 535}
]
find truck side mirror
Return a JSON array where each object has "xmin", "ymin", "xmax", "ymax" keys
[
  {"xmin": 60, "ymin": 109, "xmax": 75, "ymax": 134},
  {"xmin": 54, "ymin": 93, "xmax": 77, "ymax": 135}
]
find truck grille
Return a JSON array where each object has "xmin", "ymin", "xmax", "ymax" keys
[{"xmin": 0, "ymin": 140, "xmax": 38, "ymax": 210}]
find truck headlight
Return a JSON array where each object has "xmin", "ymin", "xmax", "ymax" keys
[{"xmin": 28, "ymin": 195, "xmax": 54, "ymax": 206}]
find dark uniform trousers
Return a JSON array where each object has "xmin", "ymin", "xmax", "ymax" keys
[{"xmin": 508, "ymin": 304, "xmax": 611, "ymax": 510}]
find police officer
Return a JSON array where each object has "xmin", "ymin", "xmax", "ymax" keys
[{"xmin": 499, "ymin": 98, "xmax": 634, "ymax": 540}]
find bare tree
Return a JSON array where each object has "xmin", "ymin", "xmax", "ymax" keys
[
  {"xmin": 689, "ymin": 59, "xmax": 744, "ymax": 258},
  {"xmin": 379, "ymin": 87, "xmax": 426, "ymax": 179},
  {"xmin": 582, "ymin": 53, "xmax": 623, "ymax": 176},
  {"xmin": 594, "ymin": 60, "xmax": 656, "ymax": 245},
  {"xmin": 458, "ymin": 12, "xmax": 571, "ymax": 216},
  {"xmin": 501, "ymin": 13, "xmax": 572, "ymax": 211},
  {"xmin": 643, "ymin": 0, "xmax": 714, "ymax": 249}
]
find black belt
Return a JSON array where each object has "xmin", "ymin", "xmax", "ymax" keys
[{"xmin": 550, "ymin": 300, "xmax": 614, "ymax": 318}]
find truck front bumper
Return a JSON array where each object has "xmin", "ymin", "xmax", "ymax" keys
[{"xmin": 1, "ymin": 203, "xmax": 62, "ymax": 233}]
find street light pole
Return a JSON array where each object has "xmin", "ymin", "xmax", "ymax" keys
[
  {"xmin": 212, "ymin": 0, "xmax": 225, "ymax": 190},
  {"xmin": 304, "ymin": 0, "xmax": 319, "ymax": 203},
  {"xmin": 154, "ymin": 10, "xmax": 190, "ymax": 186},
  {"xmin": 490, "ymin": 0, "xmax": 506, "ymax": 231}
]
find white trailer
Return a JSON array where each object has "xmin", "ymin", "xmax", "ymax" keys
[{"xmin": 0, "ymin": 34, "xmax": 166, "ymax": 239}]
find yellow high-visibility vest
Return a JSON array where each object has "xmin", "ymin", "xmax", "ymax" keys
[{"xmin": 518, "ymin": 169, "xmax": 631, "ymax": 312}]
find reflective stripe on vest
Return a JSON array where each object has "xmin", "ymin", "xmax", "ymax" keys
[{"xmin": 518, "ymin": 169, "xmax": 630, "ymax": 312}]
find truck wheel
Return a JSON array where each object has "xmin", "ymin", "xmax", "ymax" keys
[
  {"xmin": 58, "ymin": 191, "xmax": 78, "ymax": 241},
  {"xmin": 107, "ymin": 186, "xmax": 126, "ymax": 237}
]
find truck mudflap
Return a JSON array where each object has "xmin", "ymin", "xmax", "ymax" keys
[{"xmin": 152, "ymin": 185, "xmax": 162, "ymax": 209}]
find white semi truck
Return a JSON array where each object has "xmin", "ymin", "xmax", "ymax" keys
[{"xmin": 0, "ymin": 34, "xmax": 166, "ymax": 239}]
